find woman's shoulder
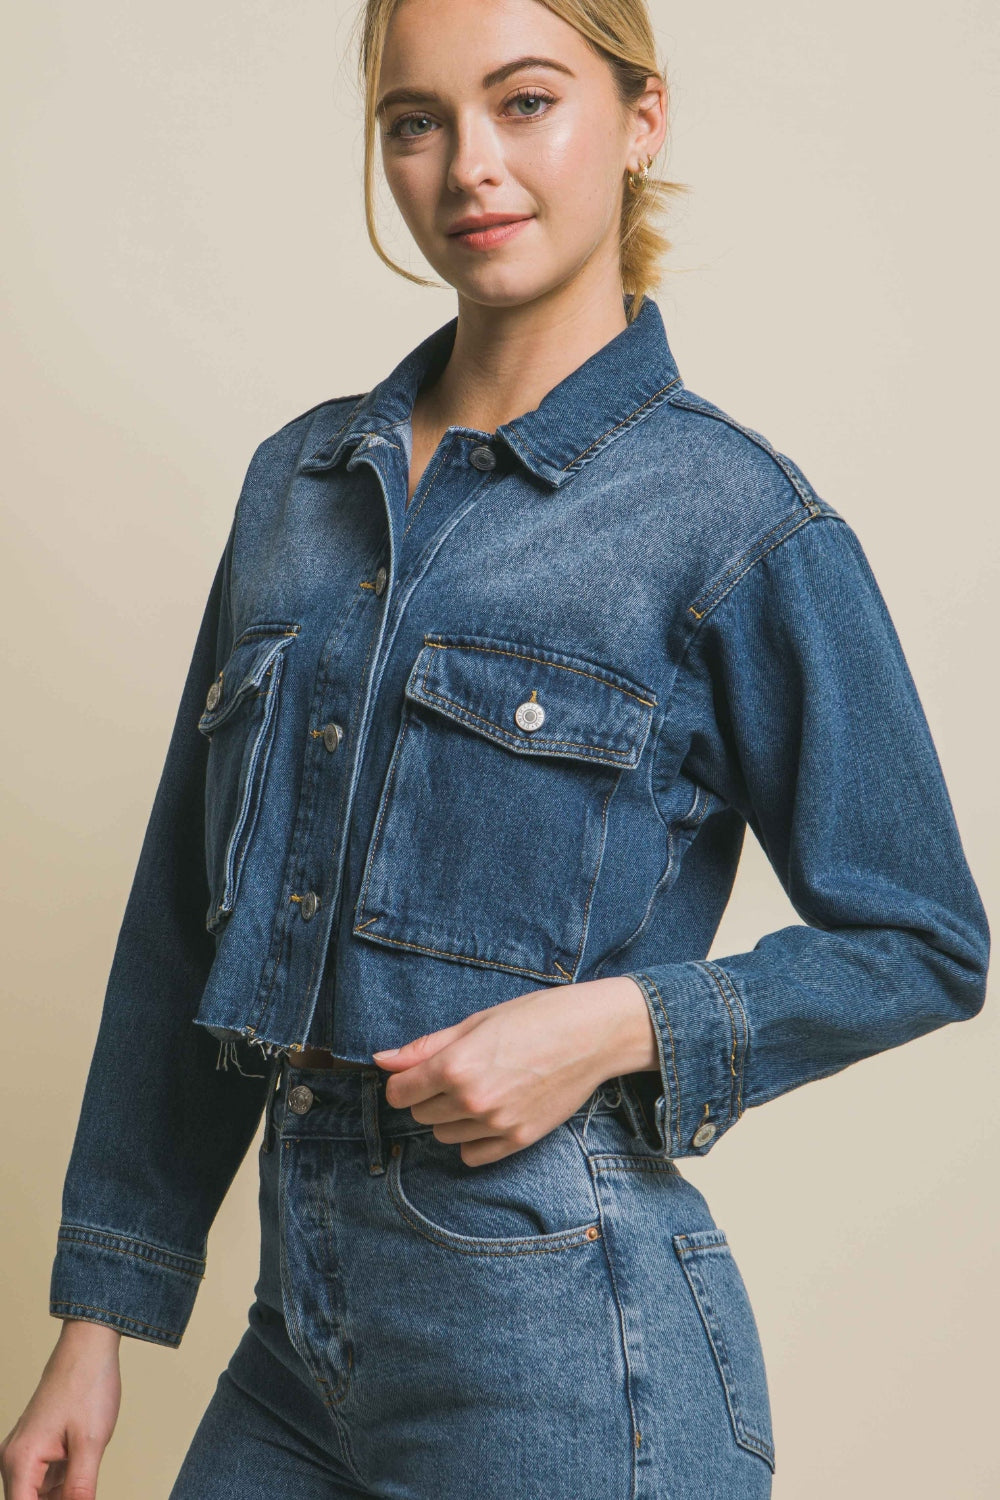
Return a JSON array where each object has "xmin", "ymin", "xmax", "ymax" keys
[
  {"xmin": 628, "ymin": 380, "xmax": 850, "ymax": 626},
  {"xmin": 246, "ymin": 392, "xmax": 371, "ymax": 475},
  {"xmin": 654, "ymin": 381, "xmax": 843, "ymax": 529}
]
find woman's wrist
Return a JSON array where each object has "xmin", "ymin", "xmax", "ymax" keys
[
  {"xmin": 581, "ymin": 975, "xmax": 660, "ymax": 1081},
  {"xmin": 56, "ymin": 1317, "xmax": 122, "ymax": 1350}
]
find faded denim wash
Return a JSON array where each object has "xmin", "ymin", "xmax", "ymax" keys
[{"xmin": 49, "ymin": 291, "xmax": 988, "ymax": 1418}]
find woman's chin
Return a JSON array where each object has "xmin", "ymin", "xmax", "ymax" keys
[{"xmin": 435, "ymin": 257, "xmax": 558, "ymax": 309}]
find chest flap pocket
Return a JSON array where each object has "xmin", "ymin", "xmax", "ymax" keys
[
  {"xmin": 197, "ymin": 622, "xmax": 300, "ymax": 935},
  {"xmin": 353, "ymin": 634, "xmax": 656, "ymax": 983}
]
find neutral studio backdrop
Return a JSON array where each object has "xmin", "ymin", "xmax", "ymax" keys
[{"xmin": 2, "ymin": 2, "xmax": 998, "ymax": 1494}]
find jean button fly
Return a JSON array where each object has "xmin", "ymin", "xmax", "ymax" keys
[{"xmin": 469, "ymin": 444, "xmax": 497, "ymax": 471}]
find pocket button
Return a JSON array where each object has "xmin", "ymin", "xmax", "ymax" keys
[
  {"xmin": 287, "ymin": 1084, "xmax": 314, "ymax": 1114},
  {"xmin": 515, "ymin": 699, "xmax": 546, "ymax": 731},
  {"xmin": 205, "ymin": 677, "xmax": 222, "ymax": 712}
]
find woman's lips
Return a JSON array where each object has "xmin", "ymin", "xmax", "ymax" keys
[{"xmin": 448, "ymin": 217, "xmax": 533, "ymax": 251}]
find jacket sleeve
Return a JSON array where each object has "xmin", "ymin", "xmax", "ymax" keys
[
  {"xmin": 621, "ymin": 510, "xmax": 990, "ymax": 1159},
  {"xmin": 49, "ymin": 512, "xmax": 275, "ymax": 1348}
]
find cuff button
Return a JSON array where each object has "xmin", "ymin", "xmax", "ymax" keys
[{"xmin": 692, "ymin": 1121, "xmax": 717, "ymax": 1148}]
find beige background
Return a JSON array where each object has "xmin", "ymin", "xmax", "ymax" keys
[{"xmin": 3, "ymin": 2, "xmax": 998, "ymax": 1494}]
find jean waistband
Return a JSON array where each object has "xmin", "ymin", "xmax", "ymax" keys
[{"xmin": 260, "ymin": 1052, "xmax": 627, "ymax": 1155}]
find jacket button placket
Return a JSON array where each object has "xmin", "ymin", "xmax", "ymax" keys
[
  {"xmin": 272, "ymin": 460, "xmax": 400, "ymax": 1048},
  {"xmin": 284, "ymin": 429, "xmax": 498, "ymax": 1048},
  {"xmin": 469, "ymin": 443, "xmax": 497, "ymax": 471}
]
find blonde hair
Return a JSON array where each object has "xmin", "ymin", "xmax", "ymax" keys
[{"xmin": 350, "ymin": 0, "xmax": 689, "ymax": 322}]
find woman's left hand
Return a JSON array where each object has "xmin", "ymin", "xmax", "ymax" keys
[{"xmin": 371, "ymin": 976, "xmax": 658, "ymax": 1166}]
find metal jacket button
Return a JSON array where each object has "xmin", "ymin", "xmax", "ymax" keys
[
  {"xmin": 374, "ymin": 565, "xmax": 388, "ymax": 596},
  {"xmin": 299, "ymin": 891, "xmax": 320, "ymax": 921},
  {"xmin": 204, "ymin": 677, "xmax": 222, "ymax": 712},
  {"xmin": 287, "ymin": 1084, "xmax": 314, "ymax": 1114},
  {"xmin": 469, "ymin": 444, "xmax": 497, "ymax": 471},
  {"xmin": 515, "ymin": 699, "xmax": 546, "ymax": 732},
  {"xmin": 692, "ymin": 1121, "xmax": 717, "ymax": 1148},
  {"xmin": 321, "ymin": 722, "xmax": 343, "ymax": 752}
]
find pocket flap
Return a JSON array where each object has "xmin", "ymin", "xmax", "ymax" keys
[
  {"xmin": 197, "ymin": 623, "xmax": 300, "ymax": 735},
  {"xmin": 405, "ymin": 634, "xmax": 656, "ymax": 769}
]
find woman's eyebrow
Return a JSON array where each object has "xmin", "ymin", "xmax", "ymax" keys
[{"xmin": 376, "ymin": 56, "xmax": 576, "ymax": 116}]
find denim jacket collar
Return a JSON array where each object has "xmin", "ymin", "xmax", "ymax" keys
[{"xmin": 299, "ymin": 291, "xmax": 683, "ymax": 488}]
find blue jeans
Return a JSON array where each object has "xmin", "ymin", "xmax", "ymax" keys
[{"xmin": 169, "ymin": 1058, "xmax": 775, "ymax": 1497}]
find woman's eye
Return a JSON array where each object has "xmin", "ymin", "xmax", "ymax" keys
[
  {"xmin": 506, "ymin": 89, "xmax": 555, "ymax": 119},
  {"xmin": 386, "ymin": 89, "xmax": 556, "ymax": 141},
  {"xmin": 387, "ymin": 112, "xmax": 437, "ymax": 141}
]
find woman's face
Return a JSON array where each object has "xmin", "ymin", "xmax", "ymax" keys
[{"xmin": 376, "ymin": 0, "xmax": 661, "ymax": 307}]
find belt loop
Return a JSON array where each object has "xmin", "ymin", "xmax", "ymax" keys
[
  {"xmin": 613, "ymin": 1073, "xmax": 654, "ymax": 1146},
  {"xmin": 361, "ymin": 1071, "xmax": 385, "ymax": 1175},
  {"xmin": 580, "ymin": 1085, "xmax": 603, "ymax": 1145},
  {"xmin": 260, "ymin": 1053, "xmax": 284, "ymax": 1154}
]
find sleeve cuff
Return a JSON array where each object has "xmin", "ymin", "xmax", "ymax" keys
[
  {"xmin": 621, "ymin": 960, "xmax": 749, "ymax": 1157},
  {"xmin": 49, "ymin": 1223, "xmax": 206, "ymax": 1348}
]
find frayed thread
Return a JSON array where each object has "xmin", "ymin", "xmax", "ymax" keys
[
  {"xmin": 581, "ymin": 1080, "xmax": 623, "ymax": 1143},
  {"xmin": 214, "ymin": 1039, "xmax": 268, "ymax": 1078},
  {"xmin": 247, "ymin": 1035, "xmax": 286, "ymax": 1061}
]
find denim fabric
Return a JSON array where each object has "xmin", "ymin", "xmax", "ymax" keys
[
  {"xmin": 49, "ymin": 291, "xmax": 989, "ymax": 1351},
  {"xmin": 166, "ymin": 1060, "xmax": 774, "ymax": 1498}
]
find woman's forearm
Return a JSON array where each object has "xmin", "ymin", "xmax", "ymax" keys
[{"xmin": 579, "ymin": 975, "xmax": 661, "ymax": 1080}]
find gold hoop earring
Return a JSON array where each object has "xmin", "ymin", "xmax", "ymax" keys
[{"xmin": 626, "ymin": 154, "xmax": 653, "ymax": 193}]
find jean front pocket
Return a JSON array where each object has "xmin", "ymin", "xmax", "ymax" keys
[
  {"xmin": 673, "ymin": 1228, "xmax": 776, "ymax": 1471},
  {"xmin": 386, "ymin": 1122, "xmax": 604, "ymax": 1255},
  {"xmin": 197, "ymin": 621, "xmax": 300, "ymax": 934},
  {"xmin": 352, "ymin": 632, "xmax": 656, "ymax": 983}
]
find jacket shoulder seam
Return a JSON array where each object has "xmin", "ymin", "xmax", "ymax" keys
[
  {"xmin": 687, "ymin": 508, "xmax": 846, "ymax": 623},
  {"xmin": 270, "ymin": 393, "xmax": 369, "ymax": 442},
  {"xmin": 667, "ymin": 388, "xmax": 822, "ymax": 515},
  {"xmin": 232, "ymin": 395, "xmax": 369, "ymax": 566}
]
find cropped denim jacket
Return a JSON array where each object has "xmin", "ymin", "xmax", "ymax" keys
[{"xmin": 49, "ymin": 292, "xmax": 989, "ymax": 1347}]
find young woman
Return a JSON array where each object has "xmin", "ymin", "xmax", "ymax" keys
[{"xmin": 2, "ymin": 1, "xmax": 989, "ymax": 1497}]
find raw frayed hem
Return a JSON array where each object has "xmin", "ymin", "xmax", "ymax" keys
[{"xmin": 213, "ymin": 1037, "xmax": 272, "ymax": 1078}]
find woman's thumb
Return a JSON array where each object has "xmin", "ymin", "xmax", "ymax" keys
[{"xmin": 59, "ymin": 1430, "xmax": 103, "ymax": 1500}]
